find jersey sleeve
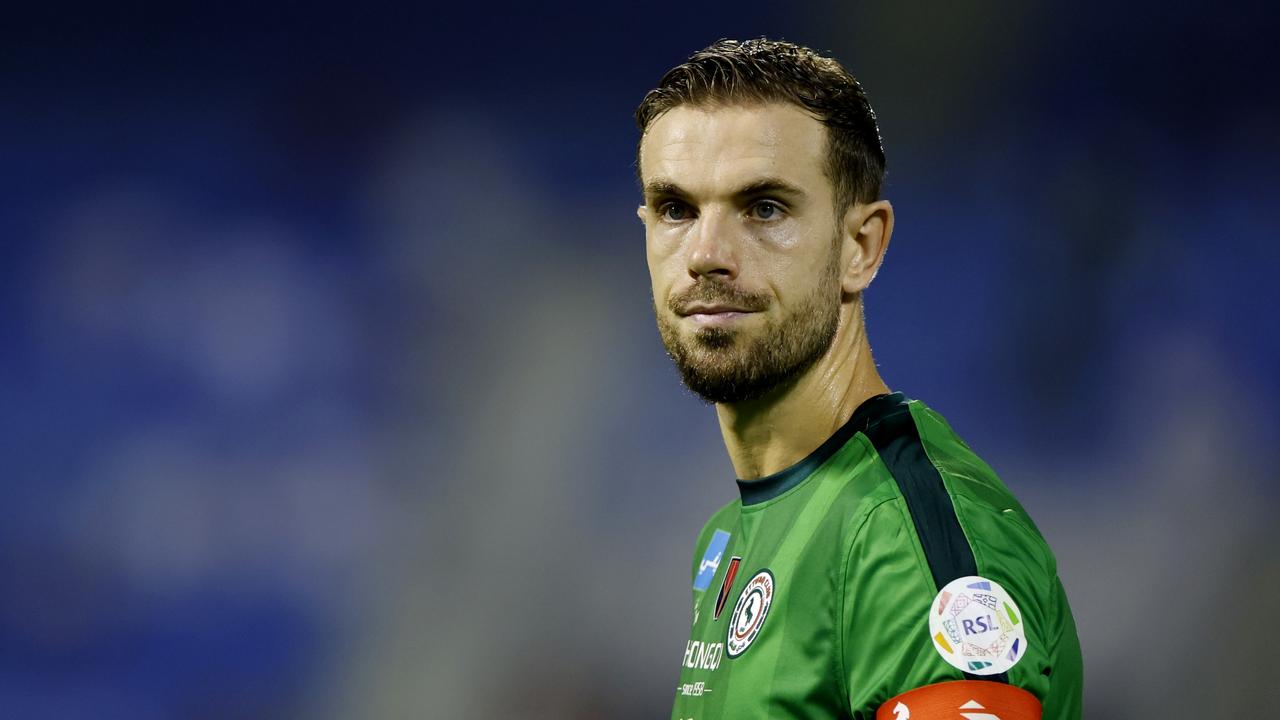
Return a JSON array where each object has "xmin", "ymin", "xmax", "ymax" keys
[{"xmin": 840, "ymin": 496, "xmax": 1079, "ymax": 719}]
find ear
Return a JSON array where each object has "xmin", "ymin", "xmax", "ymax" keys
[
  {"xmin": 839, "ymin": 199, "xmax": 894, "ymax": 296},
  {"xmin": 636, "ymin": 204, "xmax": 647, "ymax": 224}
]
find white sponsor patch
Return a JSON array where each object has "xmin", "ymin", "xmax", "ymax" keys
[
  {"xmin": 928, "ymin": 575, "xmax": 1027, "ymax": 675},
  {"xmin": 726, "ymin": 569, "xmax": 773, "ymax": 657}
]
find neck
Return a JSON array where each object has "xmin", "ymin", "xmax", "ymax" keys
[{"xmin": 715, "ymin": 301, "xmax": 890, "ymax": 480}]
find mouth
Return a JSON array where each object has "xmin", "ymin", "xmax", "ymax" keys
[{"xmin": 679, "ymin": 304, "xmax": 759, "ymax": 326}]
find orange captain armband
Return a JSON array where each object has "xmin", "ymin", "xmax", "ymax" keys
[{"xmin": 875, "ymin": 680, "xmax": 1041, "ymax": 719}]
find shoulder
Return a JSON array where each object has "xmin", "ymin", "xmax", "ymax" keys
[
  {"xmin": 844, "ymin": 395, "xmax": 1066, "ymax": 649},
  {"xmin": 907, "ymin": 400, "xmax": 1058, "ymax": 581},
  {"xmin": 840, "ymin": 398, "xmax": 1075, "ymax": 712}
]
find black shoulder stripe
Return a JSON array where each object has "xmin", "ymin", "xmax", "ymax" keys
[
  {"xmin": 864, "ymin": 407, "xmax": 976, "ymax": 587},
  {"xmin": 863, "ymin": 402, "xmax": 1008, "ymax": 684}
]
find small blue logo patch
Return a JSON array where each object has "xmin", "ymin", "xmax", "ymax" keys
[{"xmin": 694, "ymin": 530, "xmax": 731, "ymax": 591}]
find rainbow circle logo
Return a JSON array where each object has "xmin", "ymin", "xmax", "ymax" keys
[{"xmin": 928, "ymin": 575, "xmax": 1027, "ymax": 675}]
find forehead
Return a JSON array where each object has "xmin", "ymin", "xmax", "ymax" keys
[{"xmin": 639, "ymin": 103, "xmax": 829, "ymax": 195}]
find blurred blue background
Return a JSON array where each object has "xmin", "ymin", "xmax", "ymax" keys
[{"xmin": 2, "ymin": 2, "xmax": 1277, "ymax": 718}]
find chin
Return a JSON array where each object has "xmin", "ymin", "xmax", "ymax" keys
[{"xmin": 690, "ymin": 326, "xmax": 740, "ymax": 350}]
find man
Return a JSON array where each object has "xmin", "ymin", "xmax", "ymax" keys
[{"xmin": 634, "ymin": 39, "xmax": 1082, "ymax": 719}]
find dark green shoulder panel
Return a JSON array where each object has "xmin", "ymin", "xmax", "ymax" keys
[{"xmin": 908, "ymin": 400, "xmax": 1080, "ymax": 715}]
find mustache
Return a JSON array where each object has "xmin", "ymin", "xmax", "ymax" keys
[{"xmin": 667, "ymin": 280, "xmax": 771, "ymax": 315}]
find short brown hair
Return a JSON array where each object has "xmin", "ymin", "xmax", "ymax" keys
[{"xmin": 635, "ymin": 38, "xmax": 886, "ymax": 214}]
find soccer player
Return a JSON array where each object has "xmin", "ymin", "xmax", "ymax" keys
[{"xmin": 634, "ymin": 39, "xmax": 1082, "ymax": 719}]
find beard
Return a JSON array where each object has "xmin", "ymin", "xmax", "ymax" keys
[{"xmin": 654, "ymin": 256, "xmax": 841, "ymax": 405}]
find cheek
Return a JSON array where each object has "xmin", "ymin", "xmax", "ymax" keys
[
  {"xmin": 647, "ymin": 235, "xmax": 686, "ymax": 286},
  {"xmin": 743, "ymin": 242, "xmax": 799, "ymax": 290},
  {"xmin": 761, "ymin": 221, "xmax": 839, "ymax": 291},
  {"xmin": 646, "ymin": 224, "xmax": 687, "ymax": 264},
  {"xmin": 645, "ymin": 246, "xmax": 675, "ymax": 306},
  {"xmin": 755, "ymin": 249, "xmax": 833, "ymax": 308}
]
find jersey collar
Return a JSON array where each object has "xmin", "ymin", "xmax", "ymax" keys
[{"xmin": 735, "ymin": 391, "xmax": 907, "ymax": 506}]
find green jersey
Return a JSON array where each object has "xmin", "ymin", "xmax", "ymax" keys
[{"xmin": 672, "ymin": 392, "xmax": 1082, "ymax": 719}]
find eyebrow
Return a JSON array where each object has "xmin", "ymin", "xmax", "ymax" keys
[{"xmin": 643, "ymin": 177, "xmax": 809, "ymax": 204}]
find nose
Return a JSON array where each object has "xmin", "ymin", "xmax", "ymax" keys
[{"xmin": 685, "ymin": 208, "xmax": 739, "ymax": 280}]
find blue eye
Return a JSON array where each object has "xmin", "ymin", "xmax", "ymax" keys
[
  {"xmin": 661, "ymin": 202, "xmax": 691, "ymax": 221},
  {"xmin": 752, "ymin": 201, "xmax": 780, "ymax": 220}
]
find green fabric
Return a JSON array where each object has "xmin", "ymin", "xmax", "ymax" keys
[{"xmin": 671, "ymin": 398, "xmax": 1082, "ymax": 719}]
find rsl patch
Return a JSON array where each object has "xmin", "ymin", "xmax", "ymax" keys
[
  {"xmin": 929, "ymin": 575, "xmax": 1027, "ymax": 675},
  {"xmin": 726, "ymin": 569, "xmax": 774, "ymax": 657},
  {"xmin": 694, "ymin": 530, "xmax": 731, "ymax": 591}
]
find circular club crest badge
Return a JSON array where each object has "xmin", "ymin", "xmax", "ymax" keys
[
  {"xmin": 726, "ymin": 569, "xmax": 774, "ymax": 658},
  {"xmin": 928, "ymin": 575, "xmax": 1027, "ymax": 675}
]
